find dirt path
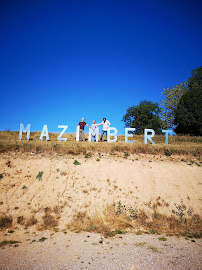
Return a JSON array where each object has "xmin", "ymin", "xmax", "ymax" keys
[{"xmin": 0, "ymin": 231, "xmax": 201, "ymax": 270}]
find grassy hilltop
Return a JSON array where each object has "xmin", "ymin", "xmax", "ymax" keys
[{"xmin": 0, "ymin": 131, "xmax": 202, "ymax": 158}]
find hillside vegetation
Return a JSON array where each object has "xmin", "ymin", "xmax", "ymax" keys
[{"xmin": 0, "ymin": 131, "xmax": 202, "ymax": 158}]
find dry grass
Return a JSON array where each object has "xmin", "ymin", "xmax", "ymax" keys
[
  {"xmin": 66, "ymin": 205, "xmax": 135, "ymax": 237},
  {"xmin": 66, "ymin": 204, "xmax": 202, "ymax": 238},
  {"xmin": 0, "ymin": 240, "xmax": 21, "ymax": 247},
  {"xmin": 146, "ymin": 213, "xmax": 202, "ymax": 238},
  {"xmin": 0, "ymin": 131, "xmax": 201, "ymax": 157},
  {"xmin": 41, "ymin": 214, "xmax": 58, "ymax": 229},
  {"xmin": 0, "ymin": 215, "xmax": 13, "ymax": 229},
  {"xmin": 26, "ymin": 216, "xmax": 38, "ymax": 227}
]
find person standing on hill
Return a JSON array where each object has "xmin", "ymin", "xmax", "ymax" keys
[
  {"xmin": 97, "ymin": 118, "xmax": 111, "ymax": 142},
  {"xmin": 78, "ymin": 118, "xmax": 89, "ymax": 141},
  {"xmin": 89, "ymin": 120, "xmax": 98, "ymax": 142}
]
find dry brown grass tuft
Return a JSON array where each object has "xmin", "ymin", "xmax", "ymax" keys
[
  {"xmin": 53, "ymin": 205, "xmax": 61, "ymax": 215},
  {"xmin": 17, "ymin": 216, "xmax": 24, "ymax": 225},
  {"xmin": 66, "ymin": 205, "xmax": 135, "ymax": 237},
  {"xmin": 145, "ymin": 213, "xmax": 202, "ymax": 238},
  {"xmin": 42, "ymin": 214, "xmax": 58, "ymax": 229},
  {"xmin": 26, "ymin": 216, "xmax": 38, "ymax": 227},
  {"xmin": 0, "ymin": 215, "xmax": 13, "ymax": 229}
]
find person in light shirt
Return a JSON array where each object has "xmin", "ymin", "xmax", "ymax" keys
[
  {"xmin": 89, "ymin": 120, "xmax": 98, "ymax": 142},
  {"xmin": 97, "ymin": 118, "xmax": 111, "ymax": 142}
]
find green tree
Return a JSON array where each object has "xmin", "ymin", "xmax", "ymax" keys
[
  {"xmin": 122, "ymin": 100, "xmax": 163, "ymax": 134},
  {"xmin": 188, "ymin": 66, "xmax": 202, "ymax": 88},
  {"xmin": 174, "ymin": 67, "xmax": 202, "ymax": 135},
  {"xmin": 161, "ymin": 82, "xmax": 188, "ymax": 129}
]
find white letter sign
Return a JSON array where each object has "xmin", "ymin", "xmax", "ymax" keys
[
  {"xmin": 107, "ymin": 127, "xmax": 117, "ymax": 143},
  {"xmin": 76, "ymin": 125, "xmax": 80, "ymax": 142},
  {"xmin": 88, "ymin": 127, "xmax": 99, "ymax": 142},
  {"xmin": 57, "ymin": 125, "xmax": 68, "ymax": 141},
  {"xmin": 162, "ymin": 129, "xmax": 172, "ymax": 145},
  {"xmin": 40, "ymin": 125, "xmax": 49, "ymax": 141},
  {"xmin": 125, "ymin": 128, "xmax": 136, "ymax": 143},
  {"xmin": 19, "ymin": 123, "xmax": 31, "ymax": 140},
  {"xmin": 144, "ymin": 129, "xmax": 155, "ymax": 144}
]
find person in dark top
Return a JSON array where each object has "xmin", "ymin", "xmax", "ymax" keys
[{"xmin": 78, "ymin": 118, "xmax": 89, "ymax": 141}]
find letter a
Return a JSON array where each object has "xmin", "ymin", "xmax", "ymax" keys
[{"xmin": 40, "ymin": 125, "xmax": 49, "ymax": 141}]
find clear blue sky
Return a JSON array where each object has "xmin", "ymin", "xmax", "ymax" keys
[{"xmin": 1, "ymin": 0, "xmax": 202, "ymax": 134}]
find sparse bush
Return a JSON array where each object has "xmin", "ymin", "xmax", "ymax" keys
[
  {"xmin": 26, "ymin": 216, "xmax": 38, "ymax": 226},
  {"xmin": 73, "ymin": 160, "xmax": 80, "ymax": 165},
  {"xmin": 22, "ymin": 185, "xmax": 27, "ymax": 189},
  {"xmin": 113, "ymin": 201, "xmax": 139, "ymax": 221},
  {"xmin": 123, "ymin": 152, "xmax": 130, "ymax": 158},
  {"xmin": 42, "ymin": 214, "xmax": 58, "ymax": 229},
  {"xmin": 172, "ymin": 200, "xmax": 192, "ymax": 220},
  {"xmin": 0, "ymin": 174, "xmax": 3, "ymax": 179},
  {"xmin": 17, "ymin": 216, "xmax": 24, "ymax": 225}
]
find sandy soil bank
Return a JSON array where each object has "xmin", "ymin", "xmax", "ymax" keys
[
  {"xmin": 0, "ymin": 152, "xmax": 201, "ymax": 227},
  {"xmin": 0, "ymin": 152, "xmax": 201, "ymax": 269}
]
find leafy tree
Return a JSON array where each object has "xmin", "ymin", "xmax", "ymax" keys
[
  {"xmin": 174, "ymin": 67, "xmax": 202, "ymax": 135},
  {"xmin": 122, "ymin": 100, "xmax": 163, "ymax": 134},
  {"xmin": 161, "ymin": 82, "xmax": 188, "ymax": 129},
  {"xmin": 188, "ymin": 66, "xmax": 202, "ymax": 88}
]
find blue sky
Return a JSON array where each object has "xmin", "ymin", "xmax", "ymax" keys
[{"xmin": 1, "ymin": 0, "xmax": 202, "ymax": 134}]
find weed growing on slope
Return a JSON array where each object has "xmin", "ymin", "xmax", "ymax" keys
[
  {"xmin": 158, "ymin": 237, "xmax": 167, "ymax": 241},
  {"xmin": 36, "ymin": 171, "xmax": 43, "ymax": 181},
  {"xmin": 0, "ymin": 240, "xmax": 21, "ymax": 247},
  {"xmin": 73, "ymin": 160, "xmax": 80, "ymax": 165},
  {"xmin": 38, "ymin": 237, "xmax": 47, "ymax": 242},
  {"xmin": 123, "ymin": 152, "xmax": 130, "ymax": 158},
  {"xmin": 84, "ymin": 153, "xmax": 91, "ymax": 158},
  {"xmin": 172, "ymin": 200, "xmax": 193, "ymax": 220}
]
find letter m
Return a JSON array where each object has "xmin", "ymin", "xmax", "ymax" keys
[{"xmin": 19, "ymin": 123, "xmax": 31, "ymax": 140}]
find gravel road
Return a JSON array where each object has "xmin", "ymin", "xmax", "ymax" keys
[{"xmin": 0, "ymin": 232, "xmax": 201, "ymax": 270}]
